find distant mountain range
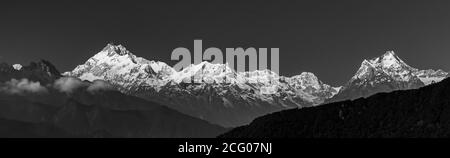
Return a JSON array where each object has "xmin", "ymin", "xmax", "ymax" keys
[
  {"xmin": 1, "ymin": 43, "xmax": 447, "ymax": 138},
  {"xmin": 219, "ymin": 77, "xmax": 450, "ymax": 138},
  {"xmin": 0, "ymin": 61, "xmax": 226, "ymax": 138},
  {"xmin": 63, "ymin": 44, "xmax": 447, "ymax": 128},
  {"xmin": 64, "ymin": 44, "xmax": 341, "ymax": 127}
]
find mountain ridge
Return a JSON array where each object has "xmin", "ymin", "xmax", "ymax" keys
[
  {"xmin": 329, "ymin": 50, "xmax": 447, "ymax": 102},
  {"xmin": 64, "ymin": 44, "xmax": 448, "ymax": 127},
  {"xmin": 65, "ymin": 44, "xmax": 340, "ymax": 127},
  {"xmin": 219, "ymin": 77, "xmax": 450, "ymax": 138}
]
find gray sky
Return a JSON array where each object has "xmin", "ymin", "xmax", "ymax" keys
[{"xmin": 1, "ymin": 0, "xmax": 450, "ymax": 86}]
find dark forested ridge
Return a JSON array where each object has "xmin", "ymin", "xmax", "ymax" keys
[{"xmin": 220, "ymin": 78, "xmax": 450, "ymax": 138}]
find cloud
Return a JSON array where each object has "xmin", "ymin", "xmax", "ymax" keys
[
  {"xmin": 0, "ymin": 78, "xmax": 48, "ymax": 95},
  {"xmin": 53, "ymin": 77, "xmax": 116, "ymax": 94},
  {"xmin": 0, "ymin": 77, "xmax": 116, "ymax": 95},
  {"xmin": 87, "ymin": 80, "xmax": 115, "ymax": 93},
  {"xmin": 53, "ymin": 77, "xmax": 88, "ymax": 93}
]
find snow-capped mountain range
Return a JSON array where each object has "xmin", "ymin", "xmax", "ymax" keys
[
  {"xmin": 329, "ymin": 51, "xmax": 448, "ymax": 102},
  {"xmin": 64, "ymin": 44, "xmax": 340, "ymax": 127},
  {"xmin": 64, "ymin": 44, "xmax": 448, "ymax": 127}
]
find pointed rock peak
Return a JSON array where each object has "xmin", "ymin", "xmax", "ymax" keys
[
  {"xmin": 383, "ymin": 50, "xmax": 397, "ymax": 58},
  {"xmin": 84, "ymin": 43, "xmax": 146, "ymax": 65},
  {"xmin": 102, "ymin": 43, "xmax": 131, "ymax": 56},
  {"xmin": 368, "ymin": 50, "xmax": 410, "ymax": 68},
  {"xmin": 351, "ymin": 59, "xmax": 377, "ymax": 81},
  {"xmin": 12, "ymin": 64, "xmax": 22, "ymax": 70},
  {"xmin": 381, "ymin": 51, "xmax": 402, "ymax": 62}
]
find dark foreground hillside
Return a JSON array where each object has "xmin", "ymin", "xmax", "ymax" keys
[
  {"xmin": 0, "ymin": 61, "xmax": 226, "ymax": 138},
  {"xmin": 220, "ymin": 78, "xmax": 450, "ymax": 138}
]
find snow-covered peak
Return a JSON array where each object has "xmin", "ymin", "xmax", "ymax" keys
[
  {"xmin": 351, "ymin": 51, "xmax": 418, "ymax": 83},
  {"xmin": 351, "ymin": 59, "xmax": 376, "ymax": 81},
  {"xmin": 75, "ymin": 44, "xmax": 173, "ymax": 74},
  {"xmin": 368, "ymin": 51, "xmax": 411, "ymax": 70},
  {"xmin": 345, "ymin": 50, "xmax": 449, "ymax": 95},
  {"xmin": 65, "ymin": 43, "xmax": 343, "ymax": 108},
  {"xmin": 12, "ymin": 64, "xmax": 22, "ymax": 70},
  {"xmin": 102, "ymin": 43, "xmax": 131, "ymax": 56},
  {"xmin": 288, "ymin": 72, "xmax": 322, "ymax": 89},
  {"xmin": 90, "ymin": 44, "xmax": 140, "ymax": 65},
  {"xmin": 65, "ymin": 44, "xmax": 176, "ymax": 89}
]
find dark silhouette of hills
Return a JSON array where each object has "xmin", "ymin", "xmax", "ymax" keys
[
  {"xmin": 0, "ymin": 61, "xmax": 226, "ymax": 138},
  {"xmin": 0, "ymin": 90, "xmax": 227, "ymax": 138},
  {"xmin": 220, "ymin": 78, "xmax": 450, "ymax": 138},
  {"xmin": 0, "ymin": 60, "xmax": 61, "ymax": 84}
]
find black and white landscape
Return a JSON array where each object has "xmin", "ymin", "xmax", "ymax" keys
[
  {"xmin": 0, "ymin": 44, "xmax": 448, "ymax": 138},
  {"xmin": 62, "ymin": 44, "xmax": 448, "ymax": 129},
  {"xmin": 2, "ymin": 1, "xmax": 450, "ymax": 138}
]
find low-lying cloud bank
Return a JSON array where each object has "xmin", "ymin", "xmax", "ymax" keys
[
  {"xmin": 87, "ymin": 80, "xmax": 115, "ymax": 92},
  {"xmin": 53, "ymin": 77, "xmax": 88, "ymax": 93},
  {"xmin": 1, "ymin": 77, "xmax": 115, "ymax": 95},
  {"xmin": 53, "ymin": 77, "xmax": 115, "ymax": 93},
  {"xmin": 0, "ymin": 78, "xmax": 48, "ymax": 95}
]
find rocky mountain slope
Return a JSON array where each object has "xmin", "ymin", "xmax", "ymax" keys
[{"xmin": 220, "ymin": 77, "xmax": 450, "ymax": 138}]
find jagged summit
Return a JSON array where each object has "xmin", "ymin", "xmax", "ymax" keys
[
  {"xmin": 66, "ymin": 44, "xmax": 338, "ymax": 93},
  {"xmin": 12, "ymin": 64, "xmax": 22, "ymax": 70},
  {"xmin": 354, "ymin": 50, "xmax": 448, "ymax": 85},
  {"xmin": 102, "ymin": 43, "xmax": 131, "ymax": 56},
  {"xmin": 331, "ymin": 50, "xmax": 447, "ymax": 102},
  {"xmin": 65, "ymin": 43, "xmax": 340, "ymax": 127},
  {"xmin": 289, "ymin": 72, "xmax": 322, "ymax": 89},
  {"xmin": 368, "ymin": 51, "xmax": 413, "ymax": 70},
  {"xmin": 64, "ymin": 44, "xmax": 176, "ymax": 90},
  {"xmin": 351, "ymin": 51, "xmax": 417, "ymax": 83},
  {"xmin": 63, "ymin": 45, "xmax": 449, "ymax": 127}
]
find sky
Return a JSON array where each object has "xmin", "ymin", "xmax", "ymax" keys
[{"xmin": 1, "ymin": 0, "xmax": 450, "ymax": 86}]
